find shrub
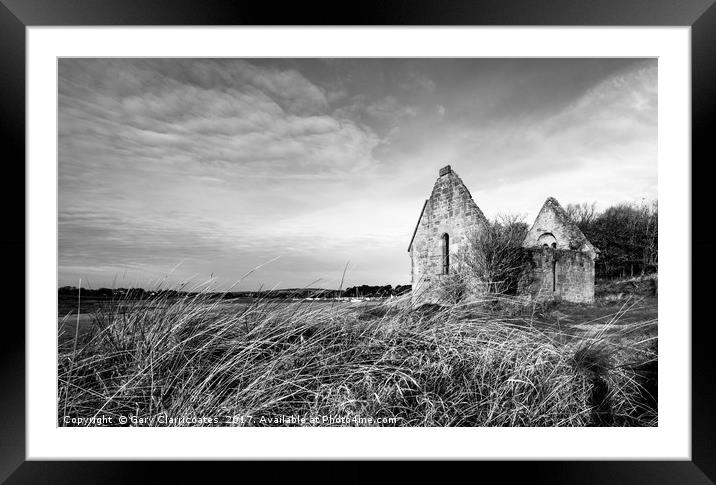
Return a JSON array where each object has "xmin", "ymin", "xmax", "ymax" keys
[{"xmin": 452, "ymin": 214, "xmax": 530, "ymax": 296}]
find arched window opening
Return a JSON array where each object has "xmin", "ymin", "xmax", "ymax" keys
[
  {"xmin": 551, "ymin": 242, "xmax": 557, "ymax": 249},
  {"xmin": 537, "ymin": 232, "xmax": 557, "ymax": 248},
  {"xmin": 442, "ymin": 233, "xmax": 450, "ymax": 275},
  {"xmin": 552, "ymin": 259, "xmax": 557, "ymax": 292}
]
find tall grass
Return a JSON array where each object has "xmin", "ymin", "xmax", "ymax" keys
[{"xmin": 58, "ymin": 289, "xmax": 657, "ymax": 427}]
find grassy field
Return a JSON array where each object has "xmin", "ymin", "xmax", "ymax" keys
[{"xmin": 58, "ymin": 280, "xmax": 657, "ymax": 427}]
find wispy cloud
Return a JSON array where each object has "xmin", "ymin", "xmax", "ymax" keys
[{"xmin": 59, "ymin": 58, "xmax": 657, "ymax": 289}]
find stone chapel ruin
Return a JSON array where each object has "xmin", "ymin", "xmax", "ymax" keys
[{"xmin": 408, "ymin": 166, "xmax": 599, "ymax": 304}]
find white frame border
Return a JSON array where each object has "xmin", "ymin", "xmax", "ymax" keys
[{"xmin": 27, "ymin": 26, "xmax": 690, "ymax": 460}]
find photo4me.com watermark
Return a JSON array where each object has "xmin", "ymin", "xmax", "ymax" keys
[{"xmin": 60, "ymin": 414, "xmax": 399, "ymax": 426}]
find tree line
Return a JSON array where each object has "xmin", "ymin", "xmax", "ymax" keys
[{"xmin": 565, "ymin": 200, "xmax": 657, "ymax": 279}]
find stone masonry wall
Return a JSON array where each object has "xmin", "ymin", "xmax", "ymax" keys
[
  {"xmin": 410, "ymin": 166, "xmax": 487, "ymax": 303},
  {"xmin": 522, "ymin": 197, "xmax": 598, "ymax": 256},
  {"xmin": 520, "ymin": 248, "xmax": 595, "ymax": 304}
]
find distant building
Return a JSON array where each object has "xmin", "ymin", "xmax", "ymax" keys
[
  {"xmin": 407, "ymin": 165, "xmax": 487, "ymax": 303},
  {"xmin": 408, "ymin": 167, "xmax": 598, "ymax": 305},
  {"xmin": 520, "ymin": 197, "xmax": 599, "ymax": 303}
]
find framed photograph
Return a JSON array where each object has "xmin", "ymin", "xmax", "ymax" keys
[{"xmin": 5, "ymin": 0, "xmax": 714, "ymax": 481}]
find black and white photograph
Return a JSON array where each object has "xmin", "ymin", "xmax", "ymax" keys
[{"xmin": 57, "ymin": 57, "xmax": 658, "ymax": 428}]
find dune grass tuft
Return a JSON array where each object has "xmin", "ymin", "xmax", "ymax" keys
[{"xmin": 58, "ymin": 289, "xmax": 657, "ymax": 427}]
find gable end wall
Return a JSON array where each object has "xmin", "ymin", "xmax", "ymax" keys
[{"xmin": 410, "ymin": 171, "xmax": 486, "ymax": 302}]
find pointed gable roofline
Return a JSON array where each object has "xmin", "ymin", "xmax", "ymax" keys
[
  {"xmin": 523, "ymin": 197, "xmax": 599, "ymax": 254},
  {"xmin": 408, "ymin": 165, "xmax": 487, "ymax": 252},
  {"xmin": 407, "ymin": 199, "xmax": 428, "ymax": 252}
]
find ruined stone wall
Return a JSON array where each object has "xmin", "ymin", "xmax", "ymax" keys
[
  {"xmin": 520, "ymin": 248, "xmax": 595, "ymax": 304},
  {"xmin": 522, "ymin": 197, "xmax": 598, "ymax": 256},
  {"xmin": 410, "ymin": 167, "xmax": 487, "ymax": 303}
]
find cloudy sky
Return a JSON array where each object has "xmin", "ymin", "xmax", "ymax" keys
[{"xmin": 58, "ymin": 58, "xmax": 657, "ymax": 290}]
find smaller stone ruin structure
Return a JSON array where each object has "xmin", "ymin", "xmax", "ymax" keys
[{"xmin": 520, "ymin": 197, "xmax": 599, "ymax": 303}]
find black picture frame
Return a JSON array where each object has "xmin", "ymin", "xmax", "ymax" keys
[{"xmin": 2, "ymin": 0, "xmax": 714, "ymax": 482}]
